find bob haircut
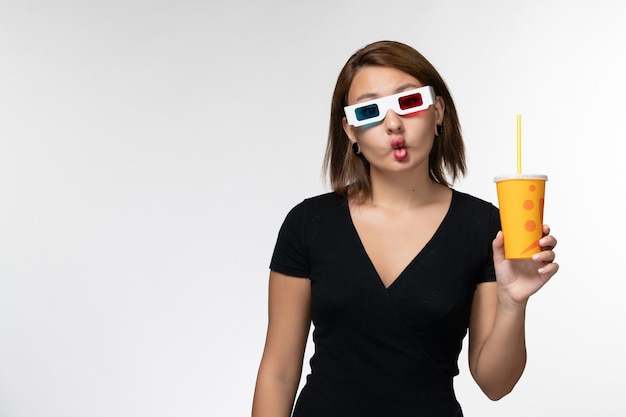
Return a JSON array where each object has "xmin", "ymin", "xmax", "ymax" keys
[{"xmin": 323, "ymin": 40, "xmax": 466, "ymax": 201}]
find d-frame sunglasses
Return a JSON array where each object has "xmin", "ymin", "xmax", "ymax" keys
[{"xmin": 344, "ymin": 86, "xmax": 436, "ymax": 127}]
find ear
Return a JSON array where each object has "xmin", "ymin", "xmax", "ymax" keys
[
  {"xmin": 342, "ymin": 117, "xmax": 358, "ymax": 144},
  {"xmin": 434, "ymin": 95, "xmax": 445, "ymax": 125}
]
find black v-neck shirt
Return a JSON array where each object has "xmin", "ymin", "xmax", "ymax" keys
[{"xmin": 270, "ymin": 190, "xmax": 501, "ymax": 417}]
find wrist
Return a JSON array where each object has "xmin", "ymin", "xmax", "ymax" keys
[{"xmin": 497, "ymin": 289, "xmax": 528, "ymax": 315}]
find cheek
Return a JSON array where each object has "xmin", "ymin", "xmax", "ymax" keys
[
  {"xmin": 356, "ymin": 121, "xmax": 383, "ymax": 129},
  {"xmin": 401, "ymin": 109, "xmax": 429, "ymax": 118},
  {"xmin": 352, "ymin": 128, "xmax": 385, "ymax": 151}
]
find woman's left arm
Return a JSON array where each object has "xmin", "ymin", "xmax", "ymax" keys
[{"xmin": 468, "ymin": 224, "xmax": 559, "ymax": 400}]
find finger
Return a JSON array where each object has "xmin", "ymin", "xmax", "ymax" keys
[
  {"xmin": 532, "ymin": 249, "xmax": 556, "ymax": 264},
  {"xmin": 539, "ymin": 235, "xmax": 557, "ymax": 250},
  {"xmin": 492, "ymin": 230, "xmax": 505, "ymax": 262},
  {"xmin": 542, "ymin": 224, "xmax": 551, "ymax": 237},
  {"xmin": 538, "ymin": 261, "xmax": 559, "ymax": 276}
]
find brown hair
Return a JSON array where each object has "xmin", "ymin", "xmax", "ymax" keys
[{"xmin": 323, "ymin": 40, "xmax": 466, "ymax": 201}]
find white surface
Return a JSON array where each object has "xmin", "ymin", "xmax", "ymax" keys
[{"xmin": 1, "ymin": 1, "xmax": 624, "ymax": 416}]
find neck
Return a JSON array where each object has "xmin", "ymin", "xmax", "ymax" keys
[{"xmin": 366, "ymin": 169, "xmax": 448, "ymax": 210}]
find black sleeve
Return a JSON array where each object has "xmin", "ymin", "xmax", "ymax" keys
[
  {"xmin": 269, "ymin": 201, "xmax": 310, "ymax": 278},
  {"xmin": 475, "ymin": 204, "xmax": 501, "ymax": 284}
]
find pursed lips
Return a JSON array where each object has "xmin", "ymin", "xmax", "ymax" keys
[{"xmin": 391, "ymin": 137, "xmax": 407, "ymax": 161}]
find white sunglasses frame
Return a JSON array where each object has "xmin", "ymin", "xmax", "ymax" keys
[{"xmin": 344, "ymin": 86, "xmax": 436, "ymax": 127}]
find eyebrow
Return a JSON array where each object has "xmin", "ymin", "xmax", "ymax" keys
[{"xmin": 354, "ymin": 83, "xmax": 421, "ymax": 102}]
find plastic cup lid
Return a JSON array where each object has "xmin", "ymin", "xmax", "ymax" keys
[{"xmin": 493, "ymin": 174, "xmax": 548, "ymax": 182}]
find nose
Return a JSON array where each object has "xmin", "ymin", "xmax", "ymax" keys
[{"xmin": 383, "ymin": 109, "xmax": 403, "ymax": 132}]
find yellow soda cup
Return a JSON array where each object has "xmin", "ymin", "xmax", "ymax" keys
[{"xmin": 494, "ymin": 174, "xmax": 548, "ymax": 259}]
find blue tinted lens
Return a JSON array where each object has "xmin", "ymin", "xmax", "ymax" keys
[{"xmin": 355, "ymin": 104, "xmax": 380, "ymax": 121}]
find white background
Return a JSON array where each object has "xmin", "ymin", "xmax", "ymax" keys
[{"xmin": 1, "ymin": 1, "xmax": 624, "ymax": 416}]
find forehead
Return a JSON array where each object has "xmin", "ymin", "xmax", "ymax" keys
[{"xmin": 348, "ymin": 66, "xmax": 423, "ymax": 102}]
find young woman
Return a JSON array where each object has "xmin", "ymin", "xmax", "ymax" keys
[{"xmin": 252, "ymin": 40, "xmax": 559, "ymax": 417}]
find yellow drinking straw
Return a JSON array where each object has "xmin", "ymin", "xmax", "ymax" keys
[{"xmin": 516, "ymin": 114, "xmax": 522, "ymax": 174}]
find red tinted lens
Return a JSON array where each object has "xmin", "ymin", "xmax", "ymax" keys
[{"xmin": 398, "ymin": 93, "xmax": 423, "ymax": 110}]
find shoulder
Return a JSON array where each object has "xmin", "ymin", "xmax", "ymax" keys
[
  {"xmin": 449, "ymin": 189, "xmax": 500, "ymax": 233},
  {"xmin": 301, "ymin": 191, "xmax": 346, "ymax": 208},
  {"xmin": 286, "ymin": 192, "xmax": 347, "ymax": 220},
  {"xmin": 451, "ymin": 189, "xmax": 496, "ymax": 210},
  {"xmin": 271, "ymin": 192, "xmax": 346, "ymax": 277},
  {"xmin": 451, "ymin": 189, "xmax": 499, "ymax": 216}
]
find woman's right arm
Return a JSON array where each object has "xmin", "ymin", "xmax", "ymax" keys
[{"xmin": 252, "ymin": 271, "xmax": 312, "ymax": 417}]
